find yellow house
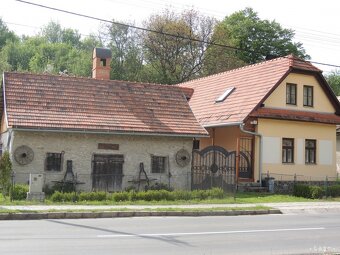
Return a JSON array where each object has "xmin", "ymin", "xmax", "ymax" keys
[{"xmin": 179, "ymin": 55, "xmax": 340, "ymax": 189}]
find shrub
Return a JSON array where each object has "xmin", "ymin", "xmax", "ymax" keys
[
  {"xmin": 0, "ymin": 151, "xmax": 12, "ymax": 198},
  {"xmin": 78, "ymin": 192, "xmax": 107, "ymax": 201},
  {"xmin": 328, "ymin": 185, "xmax": 340, "ymax": 197},
  {"xmin": 50, "ymin": 191, "xmax": 77, "ymax": 202},
  {"xmin": 172, "ymin": 190, "xmax": 192, "ymax": 200},
  {"xmin": 112, "ymin": 192, "xmax": 130, "ymax": 202},
  {"xmin": 11, "ymin": 184, "xmax": 29, "ymax": 200},
  {"xmin": 293, "ymin": 184, "xmax": 323, "ymax": 199}
]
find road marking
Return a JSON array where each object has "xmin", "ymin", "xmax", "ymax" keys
[{"xmin": 97, "ymin": 227, "xmax": 325, "ymax": 238}]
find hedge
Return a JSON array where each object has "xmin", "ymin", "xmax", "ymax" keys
[
  {"xmin": 292, "ymin": 184, "xmax": 340, "ymax": 199},
  {"xmin": 50, "ymin": 188, "xmax": 225, "ymax": 202}
]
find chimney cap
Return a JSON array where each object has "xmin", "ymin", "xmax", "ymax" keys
[{"xmin": 93, "ymin": 47, "xmax": 112, "ymax": 59}]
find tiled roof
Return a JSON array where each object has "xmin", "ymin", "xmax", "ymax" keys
[
  {"xmin": 3, "ymin": 72, "xmax": 208, "ymax": 137},
  {"xmin": 178, "ymin": 55, "xmax": 327, "ymax": 127},
  {"xmin": 250, "ymin": 108, "xmax": 340, "ymax": 125}
]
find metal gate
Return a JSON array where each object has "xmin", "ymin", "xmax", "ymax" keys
[
  {"xmin": 191, "ymin": 139, "xmax": 253, "ymax": 191},
  {"xmin": 191, "ymin": 146, "xmax": 236, "ymax": 191},
  {"xmin": 92, "ymin": 154, "xmax": 124, "ymax": 191}
]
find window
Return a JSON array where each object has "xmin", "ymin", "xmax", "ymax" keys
[
  {"xmin": 215, "ymin": 87, "xmax": 235, "ymax": 103},
  {"xmin": 286, "ymin": 83, "xmax": 297, "ymax": 105},
  {"xmin": 100, "ymin": 58, "xmax": 107, "ymax": 67},
  {"xmin": 151, "ymin": 156, "xmax": 167, "ymax": 173},
  {"xmin": 193, "ymin": 140, "xmax": 200, "ymax": 150},
  {"xmin": 303, "ymin": 86, "xmax": 313, "ymax": 107},
  {"xmin": 45, "ymin": 153, "xmax": 63, "ymax": 171},
  {"xmin": 305, "ymin": 139, "xmax": 316, "ymax": 164},
  {"xmin": 282, "ymin": 138, "xmax": 294, "ymax": 163}
]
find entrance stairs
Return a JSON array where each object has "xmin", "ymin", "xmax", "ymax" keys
[{"xmin": 237, "ymin": 182, "xmax": 268, "ymax": 192}]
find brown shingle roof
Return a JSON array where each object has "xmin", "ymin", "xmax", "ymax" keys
[
  {"xmin": 178, "ymin": 55, "xmax": 333, "ymax": 127},
  {"xmin": 3, "ymin": 72, "xmax": 208, "ymax": 137}
]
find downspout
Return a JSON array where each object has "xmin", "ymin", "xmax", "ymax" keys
[{"xmin": 239, "ymin": 123, "xmax": 263, "ymax": 186}]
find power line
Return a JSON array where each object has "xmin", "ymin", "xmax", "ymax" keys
[{"xmin": 12, "ymin": 0, "xmax": 340, "ymax": 69}]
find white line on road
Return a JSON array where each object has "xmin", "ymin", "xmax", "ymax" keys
[{"xmin": 97, "ymin": 227, "xmax": 325, "ymax": 238}]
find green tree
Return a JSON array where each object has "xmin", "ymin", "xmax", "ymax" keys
[
  {"xmin": 103, "ymin": 21, "xmax": 144, "ymax": 81},
  {"xmin": 326, "ymin": 70, "xmax": 340, "ymax": 96},
  {"xmin": 0, "ymin": 151, "xmax": 12, "ymax": 198},
  {"xmin": 143, "ymin": 9, "xmax": 216, "ymax": 84},
  {"xmin": 0, "ymin": 18, "xmax": 18, "ymax": 50},
  {"xmin": 206, "ymin": 8, "xmax": 309, "ymax": 71}
]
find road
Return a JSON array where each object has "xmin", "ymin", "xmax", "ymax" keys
[{"xmin": 1, "ymin": 213, "xmax": 340, "ymax": 255}]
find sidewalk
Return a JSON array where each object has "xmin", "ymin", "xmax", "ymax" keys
[{"xmin": 1, "ymin": 202, "xmax": 340, "ymax": 220}]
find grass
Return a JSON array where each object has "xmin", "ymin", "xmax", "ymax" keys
[
  {"xmin": 0, "ymin": 192, "xmax": 322, "ymax": 206},
  {"xmin": 0, "ymin": 205, "xmax": 272, "ymax": 214}
]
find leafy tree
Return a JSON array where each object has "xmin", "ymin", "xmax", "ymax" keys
[
  {"xmin": 207, "ymin": 8, "xmax": 309, "ymax": 70},
  {"xmin": 143, "ymin": 9, "xmax": 216, "ymax": 84},
  {"xmin": 0, "ymin": 18, "xmax": 18, "ymax": 50},
  {"xmin": 41, "ymin": 21, "xmax": 81, "ymax": 48},
  {"xmin": 326, "ymin": 70, "xmax": 340, "ymax": 96},
  {"xmin": 103, "ymin": 21, "xmax": 144, "ymax": 81},
  {"xmin": 0, "ymin": 151, "xmax": 12, "ymax": 198}
]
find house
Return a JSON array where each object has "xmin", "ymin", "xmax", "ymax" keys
[
  {"xmin": 179, "ymin": 55, "xmax": 340, "ymax": 189},
  {"xmin": 0, "ymin": 48, "xmax": 208, "ymax": 192}
]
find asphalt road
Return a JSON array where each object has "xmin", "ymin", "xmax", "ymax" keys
[{"xmin": 1, "ymin": 213, "xmax": 340, "ymax": 255}]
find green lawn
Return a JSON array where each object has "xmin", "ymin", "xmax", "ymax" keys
[{"xmin": 0, "ymin": 192, "xmax": 328, "ymax": 206}]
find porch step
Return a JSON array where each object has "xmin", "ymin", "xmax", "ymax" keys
[{"xmin": 237, "ymin": 182, "xmax": 268, "ymax": 192}]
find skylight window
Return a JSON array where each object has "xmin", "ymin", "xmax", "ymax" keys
[{"xmin": 215, "ymin": 87, "xmax": 235, "ymax": 103}]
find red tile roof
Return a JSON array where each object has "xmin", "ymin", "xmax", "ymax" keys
[
  {"xmin": 250, "ymin": 108, "xmax": 340, "ymax": 125},
  {"xmin": 178, "ymin": 55, "xmax": 336, "ymax": 127},
  {"xmin": 3, "ymin": 72, "xmax": 208, "ymax": 137}
]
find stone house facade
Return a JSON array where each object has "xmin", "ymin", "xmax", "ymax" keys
[{"xmin": 0, "ymin": 48, "xmax": 208, "ymax": 192}]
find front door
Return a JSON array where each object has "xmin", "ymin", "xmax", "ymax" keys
[
  {"xmin": 92, "ymin": 154, "xmax": 124, "ymax": 191},
  {"xmin": 237, "ymin": 137, "xmax": 253, "ymax": 179}
]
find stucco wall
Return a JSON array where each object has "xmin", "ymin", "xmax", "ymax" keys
[
  {"xmin": 255, "ymin": 119, "xmax": 337, "ymax": 181},
  {"xmin": 10, "ymin": 130, "xmax": 193, "ymax": 191},
  {"xmin": 264, "ymin": 73, "xmax": 335, "ymax": 113}
]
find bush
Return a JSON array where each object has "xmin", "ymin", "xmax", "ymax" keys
[
  {"xmin": 50, "ymin": 191, "xmax": 77, "ymax": 202},
  {"xmin": 293, "ymin": 184, "xmax": 323, "ymax": 199},
  {"xmin": 112, "ymin": 192, "xmax": 130, "ymax": 202},
  {"xmin": 11, "ymin": 184, "xmax": 29, "ymax": 200},
  {"xmin": 78, "ymin": 192, "xmax": 107, "ymax": 201},
  {"xmin": 172, "ymin": 190, "xmax": 192, "ymax": 200},
  {"xmin": 328, "ymin": 185, "xmax": 340, "ymax": 197}
]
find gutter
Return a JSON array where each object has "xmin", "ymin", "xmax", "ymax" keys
[
  {"xmin": 203, "ymin": 122, "xmax": 242, "ymax": 128},
  {"xmin": 239, "ymin": 123, "xmax": 263, "ymax": 186},
  {"xmin": 12, "ymin": 127, "xmax": 209, "ymax": 138}
]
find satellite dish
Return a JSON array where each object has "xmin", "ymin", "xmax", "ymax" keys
[
  {"xmin": 14, "ymin": 145, "xmax": 34, "ymax": 165},
  {"xmin": 176, "ymin": 149, "xmax": 191, "ymax": 167}
]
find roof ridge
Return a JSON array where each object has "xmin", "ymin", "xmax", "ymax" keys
[
  {"xmin": 4, "ymin": 71, "xmax": 173, "ymax": 88},
  {"xmin": 179, "ymin": 55, "xmax": 316, "ymax": 86}
]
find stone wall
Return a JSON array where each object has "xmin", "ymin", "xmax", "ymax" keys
[{"xmin": 10, "ymin": 130, "xmax": 193, "ymax": 191}]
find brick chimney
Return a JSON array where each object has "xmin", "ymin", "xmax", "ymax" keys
[{"xmin": 92, "ymin": 47, "xmax": 112, "ymax": 80}]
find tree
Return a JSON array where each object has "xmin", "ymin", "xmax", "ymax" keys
[
  {"xmin": 0, "ymin": 151, "xmax": 12, "ymax": 198},
  {"xmin": 326, "ymin": 70, "xmax": 340, "ymax": 96},
  {"xmin": 41, "ymin": 21, "xmax": 81, "ymax": 48},
  {"xmin": 206, "ymin": 8, "xmax": 309, "ymax": 71},
  {"xmin": 0, "ymin": 18, "xmax": 18, "ymax": 50},
  {"xmin": 143, "ymin": 9, "xmax": 216, "ymax": 84},
  {"xmin": 103, "ymin": 21, "xmax": 144, "ymax": 81}
]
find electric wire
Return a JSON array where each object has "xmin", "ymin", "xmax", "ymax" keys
[{"xmin": 11, "ymin": 0, "xmax": 340, "ymax": 69}]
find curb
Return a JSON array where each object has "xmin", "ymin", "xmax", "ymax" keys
[{"xmin": 0, "ymin": 209, "xmax": 281, "ymax": 220}]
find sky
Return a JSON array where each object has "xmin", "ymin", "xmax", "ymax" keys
[{"xmin": 1, "ymin": 0, "xmax": 340, "ymax": 74}]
